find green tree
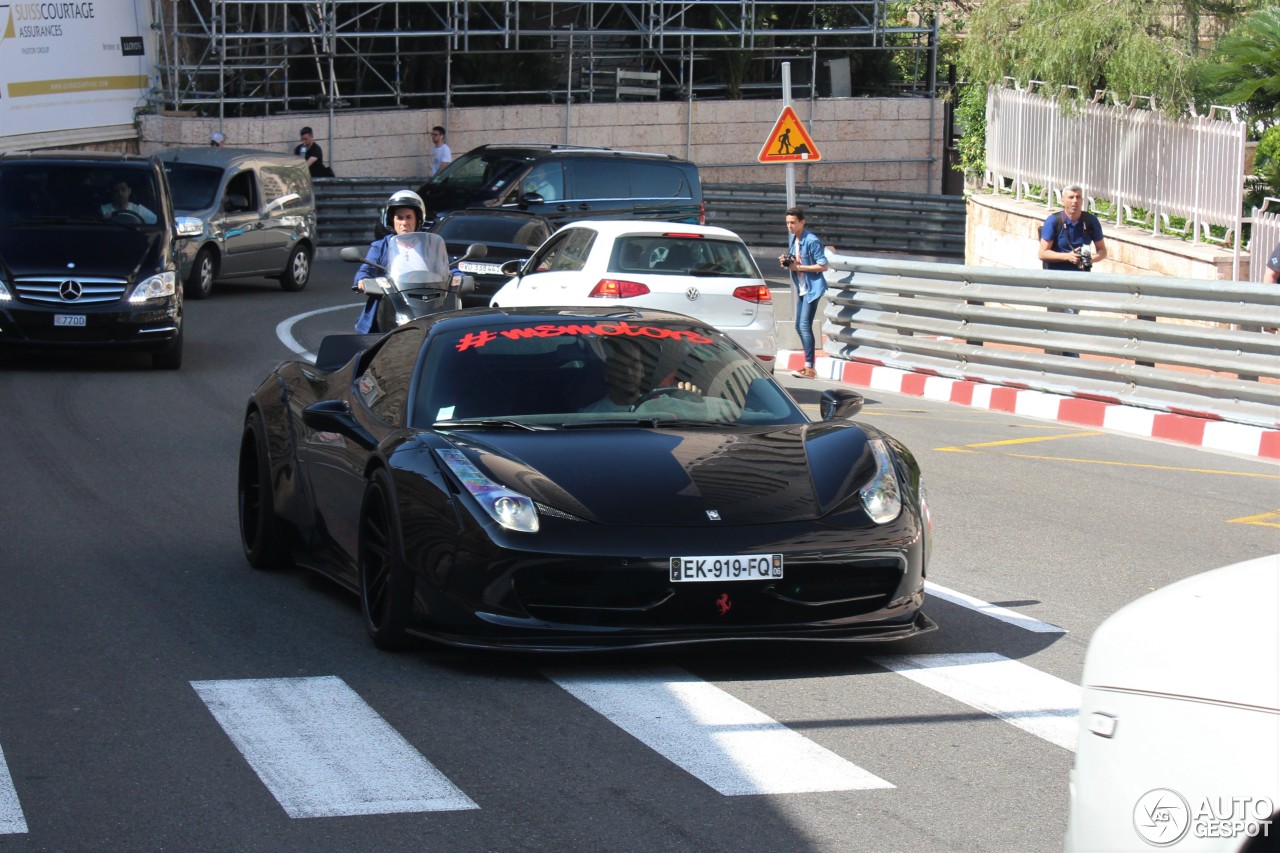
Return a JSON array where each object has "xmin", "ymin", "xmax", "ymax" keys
[
  {"xmin": 1198, "ymin": 6, "xmax": 1280, "ymax": 124},
  {"xmin": 959, "ymin": 0, "xmax": 1257, "ymax": 114}
]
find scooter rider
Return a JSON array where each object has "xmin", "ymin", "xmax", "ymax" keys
[{"xmin": 353, "ymin": 189, "xmax": 426, "ymax": 334}]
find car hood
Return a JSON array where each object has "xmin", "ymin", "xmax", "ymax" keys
[
  {"xmin": 1082, "ymin": 554, "xmax": 1280, "ymax": 711},
  {"xmin": 0, "ymin": 225, "xmax": 162, "ymax": 279},
  {"xmin": 444, "ymin": 421, "xmax": 877, "ymax": 526}
]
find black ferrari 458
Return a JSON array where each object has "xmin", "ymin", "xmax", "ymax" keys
[{"xmin": 238, "ymin": 306, "xmax": 936, "ymax": 651}]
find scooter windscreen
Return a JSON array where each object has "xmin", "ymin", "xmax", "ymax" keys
[{"xmin": 385, "ymin": 232, "xmax": 453, "ymax": 289}]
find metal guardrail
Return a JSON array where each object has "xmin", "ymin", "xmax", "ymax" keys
[
  {"xmin": 312, "ymin": 178, "xmax": 968, "ymax": 258},
  {"xmin": 821, "ymin": 256, "xmax": 1280, "ymax": 428},
  {"xmin": 704, "ymin": 184, "xmax": 965, "ymax": 259}
]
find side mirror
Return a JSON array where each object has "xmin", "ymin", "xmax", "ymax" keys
[
  {"xmin": 302, "ymin": 400, "xmax": 376, "ymax": 447},
  {"xmin": 820, "ymin": 389, "xmax": 864, "ymax": 420},
  {"xmin": 461, "ymin": 242, "xmax": 488, "ymax": 261},
  {"xmin": 175, "ymin": 216, "xmax": 202, "ymax": 238},
  {"xmin": 500, "ymin": 259, "xmax": 524, "ymax": 276},
  {"xmin": 339, "ymin": 246, "xmax": 366, "ymax": 263}
]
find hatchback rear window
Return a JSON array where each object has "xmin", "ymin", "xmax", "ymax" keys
[{"xmin": 610, "ymin": 235, "xmax": 760, "ymax": 278}]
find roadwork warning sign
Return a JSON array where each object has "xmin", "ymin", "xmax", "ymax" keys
[{"xmin": 757, "ymin": 106, "xmax": 822, "ymax": 163}]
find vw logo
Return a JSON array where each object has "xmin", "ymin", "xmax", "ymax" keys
[
  {"xmin": 685, "ymin": 286, "xmax": 700, "ymax": 302},
  {"xmin": 59, "ymin": 280, "xmax": 83, "ymax": 301}
]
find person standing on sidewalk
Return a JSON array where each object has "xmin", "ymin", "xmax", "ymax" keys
[{"xmin": 780, "ymin": 207, "xmax": 829, "ymax": 379}]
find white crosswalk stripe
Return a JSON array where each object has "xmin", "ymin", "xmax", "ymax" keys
[
  {"xmin": 191, "ymin": 675, "xmax": 479, "ymax": 818},
  {"xmin": 543, "ymin": 665, "xmax": 894, "ymax": 795},
  {"xmin": 870, "ymin": 652, "xmax": 1081, "ymax": 750},
  {"xmin": 0, "ymin": 738, "xmax": 28, "ymax": 835}
]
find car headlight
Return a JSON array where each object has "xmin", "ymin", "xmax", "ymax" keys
[
  {"xmin": 0, "ymin": 280, "xmax": 11, "ymax": 301},
  {"xmin": 129, "ymin": 271, "xmax": 177, "ymax": 303},
  {"xmin": 437, "ymin": 448, "xmax": 539, "ymax": 533},
  {"xmin": 860, "ymin": 439, "xmax": 902, "ymax": 524}
]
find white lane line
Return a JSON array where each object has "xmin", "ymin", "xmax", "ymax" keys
[
  {"xmin": 543, "ymin": 666, "xmax": 893, "ymax": 796},
  {"xmin": 0, "ymin": 738, "xmax": 28, "ymax": 834},
  {"xmin": 925, "ymin": 581, "xmax": 1066, "ymax": 633},
  {"xmin": 870, "ymin": 653, "xmax": 1081, "ymax": 751},
  {"xmin": 275, "ymin": 303, "xmax": 362, "ymax": 362},
  {"xmin": 191, "ymin": 676, "xmax": 478, "ymax": 818}
]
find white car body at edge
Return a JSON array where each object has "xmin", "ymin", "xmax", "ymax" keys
[{"xmin": 1066, "ymin": 553, "xmax": 1280, "ymax": 852}]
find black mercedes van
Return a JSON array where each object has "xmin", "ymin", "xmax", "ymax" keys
[
  {"xmin": 0, "ymin": 152, "xmax": 184, "ymax": 369},
  {"xmin": 415, "ymin": 144, "xmax": 704, "ymax": 228}
]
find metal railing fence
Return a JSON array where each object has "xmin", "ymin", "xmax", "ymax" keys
[
  {"xmin": 821, "ymin": 256, "xmax": 1280, "ymax": 428},
  {"xmin": 985, "ymin": 84, "xmax": 1246, "ymax": 273}
]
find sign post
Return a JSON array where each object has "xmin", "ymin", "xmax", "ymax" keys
[{"xmin": 758, "ymin": 63, "xmax": 823, "ymax": 209}]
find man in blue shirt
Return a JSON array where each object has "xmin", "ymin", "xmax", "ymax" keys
[
  {"xmin": 1038, "ymin": 184, "xmax": 1107, "ymax": 271},
  {"xmin": 781, "ymin": 206, "xmax": 829, "ymax": 379}
]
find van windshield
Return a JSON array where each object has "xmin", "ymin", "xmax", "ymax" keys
[
  {"xmin": 0, "ymin": 163, "xmax": 162, "ymax": 227},
  {"xmin": 424, "ymin": 150, "xmax": 528, "ymax": 193},
  {"xmin": 163, "ymin": 162, "xmax": 223, "ymax": 210}
]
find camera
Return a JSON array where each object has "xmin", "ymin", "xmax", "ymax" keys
[
  {"xmin": 1077, "ymin": 247, "xmax": 1092, "ymax": 271},
  {"xmin": 781, "ymin": 254, "xmax": 797, "ymax": 268}
]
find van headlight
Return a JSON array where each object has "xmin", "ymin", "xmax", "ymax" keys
[
  {"xmin": 129, "ymin": 271, "xmax": 177, "ymax": 303},
  {"xmin": 0, "ymin": 280, "xmax": 11, "ymax": 301}
]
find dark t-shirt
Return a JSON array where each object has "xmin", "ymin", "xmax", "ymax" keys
[{"xmin": 296, "ymin": 141, "xmax": 328, "ymax": 177}]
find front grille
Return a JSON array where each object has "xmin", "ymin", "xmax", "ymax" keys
[
  {"xmin": 15, "ymin": 276, "xmax": 127, "ymax": 305},
  {"xmin": 513, "ymin": 557, "xmax": 906, "ymax": 628}
]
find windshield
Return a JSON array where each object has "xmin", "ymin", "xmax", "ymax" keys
[
  {"xmin": 0, "ymin": 163, "xmax": 163, "ymax": 227},
  {"xmin": 411, "ymin": 317, "xmax": 803, "ymax": 429},
  {"xmin": 385, "ymin": 232, "xmax": 453, "ymax": 285},
  {"xmin": 163, "ymin": 162, "xmax": 223, "ymax": 210},
  {"xmin": 423, "ymin": 150, "xmax": 529, "ymax": 194}
]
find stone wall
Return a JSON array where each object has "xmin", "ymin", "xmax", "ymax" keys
[
  {"xmin": 138, "ymin": 97, "xmax": 945, "ymax": 192},
  {"xmin": 967, "ymin": 192, "xmax": 1250, "ymax": 281}
]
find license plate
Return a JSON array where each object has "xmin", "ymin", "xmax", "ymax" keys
[
  {"xmin": 457, "ymin": 261, "xmax": 505, "ymax": 275},
  {"xmin": 54, "ymin": 314, "xmax": 86, "ymax": 327},
  {"xmin": 669, "ymin": 554, "xmax": 783, "ymax": 582}
]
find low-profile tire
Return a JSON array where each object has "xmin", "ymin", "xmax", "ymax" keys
[
  {"xmin": 185, "ymin": 247, "xmax": 216, "ymax": 299},
  {"xmin": 279, "ymin": 244, "xmax": 312, "ymax": 292},
  {"xmin": 238, "ymin": 411, "xmax": 291, "ymax": 569},
  {"xmin": 358, "ymin": 469, "xmax": 415, "ymax": 650},
  {"xmin": 151, "ymin": 326, "xmax": 183, "ymax": 370}
]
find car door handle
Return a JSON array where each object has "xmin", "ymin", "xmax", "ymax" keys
[{"xmin": 577, "ymin": 203, "xmax": 591, "ymax": 211}]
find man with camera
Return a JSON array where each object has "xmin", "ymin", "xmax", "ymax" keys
[
  {"xmin": 780, "ymin": 207, "xmax": 830, "ymax": 379},
  {"xmin": 1038, "ymin": 184, "xmax": 1107, "ymax": 272}
]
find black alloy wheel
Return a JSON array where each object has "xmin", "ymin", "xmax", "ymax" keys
[
  {"xmin": 237, "ymin": 411, "xmax": 291, "ymax": 568},
  {"xmin": 358, "ymin": 469, "xmax": 415, "ymax": 650}
]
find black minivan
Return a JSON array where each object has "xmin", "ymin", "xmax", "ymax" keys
[
  {"xmin": 415, "ymin": 144, "xmax": 704, "ymax": 228},
  {"xmin": 0, "ymin": 152, "xmax": 184, "ymax": 369}
]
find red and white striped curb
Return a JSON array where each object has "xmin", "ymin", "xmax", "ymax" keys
[{"xmin": 778, "ymin": 350, "xmax": 1280, "ymax": 461}]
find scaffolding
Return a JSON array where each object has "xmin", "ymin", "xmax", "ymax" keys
[{"xmin": 147, "ymin": 1, "xmax": 941, "ymax": 118}]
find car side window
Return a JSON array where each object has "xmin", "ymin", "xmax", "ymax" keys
[
  {"xmin": 568, "ymin": 160, "xmax": 630, "ymax": 200},
  {"xmin": 549, "ymin": 228, "xmax": 595, "ymax": 272},
  {"xmin": 224, "ymin": 170, "xmax": 258, "ymax": 212},
  {"xmin": 627, "ymin": 162, "xmax": 690, "ymax": 199},
  {"xmin": 528, "ymin": 230, "xmax": 574, "ymax": 273},
  {"xmin": 354, "ymin": 326, "xmax": 427, "ymax": 426},
  {"xmin": 522, "ymin": 163, "xmax": 563, "ymax": 201}
]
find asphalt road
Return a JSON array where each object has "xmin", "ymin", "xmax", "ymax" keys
[{"xmin": 0, "ymin": 258, "xmax": 1275, "ymax": 852}]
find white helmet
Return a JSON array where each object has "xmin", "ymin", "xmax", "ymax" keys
[{"xmin": 382, "ymin": 189, "xmax": 426, "ymax": 230}]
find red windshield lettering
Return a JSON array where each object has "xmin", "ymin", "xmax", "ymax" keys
[{"xmin": 461, "ymin": 324, "xmax": 715, "ymax": 350}]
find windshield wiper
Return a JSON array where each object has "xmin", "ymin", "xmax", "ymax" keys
[
  {"xmin": 562, "ymin": 417, "xmax": 663, "ymax": 429},
  {"xmin": 433, "ymin": 418, "xmax": 548, "ymax": 431}
]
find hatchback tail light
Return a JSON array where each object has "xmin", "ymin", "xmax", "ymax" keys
[
  {"xmin": 589, "ymin": 278, "xmax": 651, "ymax": 298},
  {"xmin": 733, "ymin": 285, "xmax": 772, "ymax": 303}
]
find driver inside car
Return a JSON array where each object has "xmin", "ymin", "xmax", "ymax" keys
[
  {"xmin": 581, "ymin": 337, "xmax": 702, "ymax": 413},
  {"xmin": 101, "ymin": 179, "xmax": 157, "ymax": 224}
]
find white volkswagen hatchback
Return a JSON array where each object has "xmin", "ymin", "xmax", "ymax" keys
[{"xmin": 490, "ymin": 221, "xmax": 777, "ymax": 367}]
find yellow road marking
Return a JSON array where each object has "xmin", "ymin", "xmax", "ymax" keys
[
  {"xmin": 999, "ymin": 453, "xmax": 1280, "ymax": 478},
  {"xmin": 937, "ymin": 431, "xmax": 1102, "ymax": 452},
  {"xmin": 1228, "ymin": 509, "xmax": 1280, "ymax": 527}
]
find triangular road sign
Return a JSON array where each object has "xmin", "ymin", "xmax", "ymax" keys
[{"xmin": 758, "ymin": 106, "xmax": 822, "ymax": 163}]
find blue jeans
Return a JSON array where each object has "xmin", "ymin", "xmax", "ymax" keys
[{"xmin": 795, "ymin": 293, "xmax": 817, "ymax": 366}]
